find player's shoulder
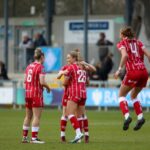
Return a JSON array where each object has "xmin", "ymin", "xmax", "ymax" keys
[
  {"xmin": 117, "ymin": 40, "xmax": 125, "ymax": 49},
  {"xmin": 26, "ymin": 62, "xmax": 34, "ymax": 70},
  {"xmin": 61, "ymin": 64, "xmax": 69, "ymax": 70},
  {"xmin": 136, "ymin": 39, "xmax": 144, "ymax": 46}
]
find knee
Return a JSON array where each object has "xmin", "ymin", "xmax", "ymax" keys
[
  {"xmin": 25, "ymin": 115, "xmax": 32, "ymax": 122},
  {"xmin": 130, "ymin": 94, "xmax": 137, "ymax": 100}
]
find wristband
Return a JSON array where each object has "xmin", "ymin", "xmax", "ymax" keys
[{"xmin": 118, "ymin": 67, "xmax": 122, "ymax": 72}]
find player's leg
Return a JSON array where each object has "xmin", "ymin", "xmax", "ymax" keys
[
  {"xmin": 82, "ymin": 113, "xmax": 89, "ymax": 143},
  {"xmin": 60, "ymin": 106, "xmax": 68, "ymax": 142},
  {"xmin": 119, "ymin": 84, "xmax": 132, "ymax": 130},
  {"xmin": 31, "ymin": 107, "xmax": 44, "ymax": 144},
  {"xmin": 130, "ymin": 87, "xmax": 145, "ymax": 130},
  {"xmin": 76, "ymin": 106, "xmax": 84, "ymax": 132},
  {"xmin": 77, "ymin": 105, "xmax": 89, "ymax": 143},
  {"xmin": 22, "ymin": 107, "xmax": 33, "ymax": 143},
  {"xmin": 67, "ymin": 100, "xmax": 83, "ymax": 143}
]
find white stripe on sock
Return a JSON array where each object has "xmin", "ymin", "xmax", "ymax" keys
[
  {"xmin": 124, "ymin": 113, "xmax": 130, "ymax": 120},
  {"xmin": 61, "ymin": 131, "xmax": 65, "ymax": 137},
  {"xmin": 118, "ymin": 97, "xmax": 126, "ymax": 103},
  {"xmin": 137, "ymin": 113, "xmax": 143, "ymax": 120},
  {"xmin": 23, "ymin": 125, "xmax": 30, "ymax": 130},
  {"xmin": 32, "ymin": 126, "xmax": 39, "ymax": 132}
]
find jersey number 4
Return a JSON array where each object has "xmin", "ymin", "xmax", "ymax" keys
[
  {"xmin": 129, "ymin": 42, "xmax": 139, "ymax": 57},
  {"xmin": 27, "ymin": 69, "xmax": 33, "ymax": 82}
]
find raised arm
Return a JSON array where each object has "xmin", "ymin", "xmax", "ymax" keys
[
  {"xmin": 143, "ymin": 48, "xmax": 150, "ymax": 62},
  {"xmin": 80, "ymin": 61, "xmax": 96, "ymax": 72},
  {"xmin": 114, "ymin": 48, "xmax": 128, "ymax": 79}
]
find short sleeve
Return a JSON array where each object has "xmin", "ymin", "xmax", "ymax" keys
[
  {"xmin": 65, "ymin": 65, "xmax": 73, "ymax": 77},
  {"xmin": 117, "ymin": 41, "xmax": 126, "ymax": 51},
  {"xmin": 61, "ymin": 65, "xmax": 68, "ymax": 71}
]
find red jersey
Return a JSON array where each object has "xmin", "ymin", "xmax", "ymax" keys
[
  {"xmin": 61, "ymin": 65, "xmax": 69, "ymax": 71},
  {"xmin": 61, "ymin": 65, "xmax": 69, "ymax": 97},
  {"xmin": 25, "ymin": 61, "xmax": 45, "ymax": 98},
  {"xmin": 60, "ymin": 65, "xmax": 69, "ymax": 106},
  {"xmin": 117, "ymin": 38, "xmax": 146, "ymax": 71},
  {"xmin": 66, "ymin": 63, "xmax": 87, "ymax": 100}
]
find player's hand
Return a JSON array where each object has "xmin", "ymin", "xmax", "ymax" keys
[
  {"xmin": 63, "ymin": 70, "xmax": 68, "ymax": 75},
  {"xmin": 57, "ymin": 71, "xmax": 63, "ymax": 79},
  {"xmin": 114, "ymin": 70, "xmax": 120, "ymax": 79}
]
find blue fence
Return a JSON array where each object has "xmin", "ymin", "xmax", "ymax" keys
[{"xmin": 16, "ymin": 88, "xmax": 150, "ymax": 107}]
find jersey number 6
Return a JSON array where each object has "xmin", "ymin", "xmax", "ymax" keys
[{"xmin": 27, "ymin": 69, "xmax": 33, "ymax": 82}]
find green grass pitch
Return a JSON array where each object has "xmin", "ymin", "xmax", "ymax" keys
[{"xmin": 0, "ymin": 108, "xmax": 150, "ymax": 150}]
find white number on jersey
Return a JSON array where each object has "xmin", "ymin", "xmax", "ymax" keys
[
  {"xmin": 77, "ymin": 70, "xmax": 86, "ymax": 83},
  {"xmin": 129, "ymin": 42, "xmax": 138, "ymax": 57},
  {"xmin": 27, "ymin": 69, "xmax": 33, "ymax": 82}
]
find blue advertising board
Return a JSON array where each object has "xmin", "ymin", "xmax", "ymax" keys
[
  {"xmin": 16, "ymin": 88, "xmax": 150, "ymax": 107},
  {"xmin": 40, "ymin": 47, "xmax": 62, "ymax": 72},
  {"xmin": 86, "ymin": 88, "xmax": 150, "ymax": 107}
]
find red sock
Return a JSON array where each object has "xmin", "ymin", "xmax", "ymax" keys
[
  {"xmin": 83, "ymin": 116, "xmax": 89, "ymax": 133},
  {"xmin": 32, "ymin": 132, "xmax": 38, "ymax": 139},
  {"xmin": 23, "ymin": 130, "xmax": 28, "ymax": 137},
  {"xmin": 133, "ymin": 99, "xmax": 142, "ymax": 115},
  {"xmin": 60, "ymin": 116, "xmax": 67, "ymax": 132},
  {"xmin": 68, "ymin": 115, "xmax": 80, "ymax": 130},
  {"xmin": 77, "ymin": 117, "xmax": 83, "ymax": 132},
  {"xmin": 32, "ymin": 127, "xmax": 39, "ymax": 140},
  {"xmin": 119, "ymin": 97, "xmax": 129, "ymax": 116},
  {"xmin": 22, "ymin": 126, "xmax": 29, "ymax": 137}
]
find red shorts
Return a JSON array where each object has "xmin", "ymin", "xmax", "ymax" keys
[
  {"xmin": 62, "ymin": 93, "xmax": 68, "ymax": 107},
  {"xmin": 122, "ymin": 69, "xmax": 148, "ymax": 87},
  {"xmin": 68, "ymin": 96, "xmax": 86, "ymax": 106},
  {"xmin": 25, "ymin": 97, "xmax": 44, "ymax": 109}
]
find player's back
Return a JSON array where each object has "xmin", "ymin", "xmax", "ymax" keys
[
  {"xmin": 117, "ymin": 38, "xmax": 146, "ymax": 71},
  {"xmin": 67, "ymin": 63, "xmax": 87, "ymax": 98},
  {"xmin": 25, "ymin": 62, "xmax": 43, "ymax": 98}
]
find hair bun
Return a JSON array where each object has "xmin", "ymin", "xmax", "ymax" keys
[{"xmin": 34, "ymin": 48, "xmax": 44, "ymax": 60}]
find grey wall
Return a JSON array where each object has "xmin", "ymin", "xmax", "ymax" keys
[{"xmin": 0, "ymin": 15, "xmax": 124, "ymax": 73}]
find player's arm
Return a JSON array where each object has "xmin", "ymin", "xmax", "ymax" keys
[
  {"xmin": 39, "ymin": 74, "xmax": 51, "ymax": 93},
  {"xmin": 62, "ymin": 68, "xmax": 71, "ymax": 86},
  {"xmin": 119, "ymin": 47, "xmax": 128, "ymax": 68},
  {"xmin": 57, "ymin": 70, "xmax": 68, "ymax": 79},
  {"xmin": 86, "ymin": 77, "xmax": 90, "ymax": 86},
  {"xmin": 143, "ymin": 48, "xmax": 150, "ymax": 62},
  {"xmin": 114, "ymin": 47, "xmax": 128, "ymax": 79},
  {"xmin": 57, "ymin": 70, "xmax": 64, "ymax": 79},
  {"xmin": 80, "ymin": 61, "xmax": 96, "ymax": 72}
]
